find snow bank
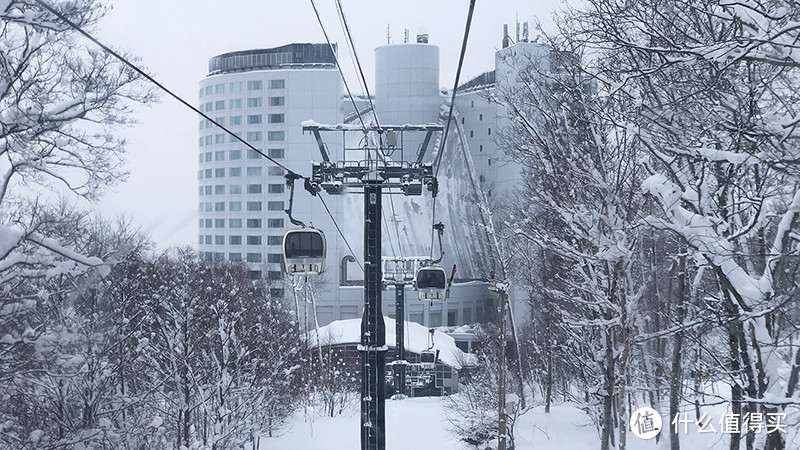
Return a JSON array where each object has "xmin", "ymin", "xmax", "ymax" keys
[{"xmin": 309, "ymin": 317, "xmax": 473, "ymax": 369}]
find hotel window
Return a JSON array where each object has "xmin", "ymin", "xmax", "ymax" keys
[
  {"xmin": 199, "ymin": 121, "xmax": 205, "ymax": 131},
  {"xmin": 214, "ymin": 202, "xmax": 225, "ymax": 211},
  {"xmin": 461, "ymin": 117, "xmax": 465, "ymax": 124},
  {"xmin": 247, "ymin": 114, "xmax": 262, "ymax": 124},
  {"xmin": 247, "ymin": 253, "xmax": 262, "ymax": 263},
  {"xmin": 247, "ymin": 80, "xmax": 262, "ymax": 91},
  {"xmin": 229, "ymin": 132, "xmax": 241, "ymax": 143},
  {"xmin": 229, "ymin": 201, "xmax": 241, "ymax": 211},
  {"xmin": 479, "ymin": 113, "xmax": 483, "ymax": 121},
  {"xmin": 215, "ymin": 134, "xmax": 225, "ymax": 144},
  {"xmin": 267, "ymin": 131, "xmax": 284, "ymax": 141},
  {"xmin": 268, "ymin": 148, "xmax": 284, "ymax": 159},
  {"xmin": 215, "ymin": 84, "xmax": 225, "ymax": 94},
  {"xmin": 247, "ymin": 149, "xmax": 261, "ymax": 159},
  {"xmin": 199, "ymin": 137, "xmax": 204, "ymax": 146},
  {"xmin": 229, "ymin": 252, "xmax": 242, "ymax": 262},
  {"xmin": 215, "ymin": 235, "xmax": 225, "ymax": 245},
  {"xmin": 246, "ymin": 166, "xmax": 262, "ymax": 176},
  {"xmin": 230, "ymin": 116, "xmax": 242, "ymax": 126},
  {"xmin": 198, "ymin": 186, "xmax": 204, "ymax": 196},
  {"xmin": 229, "ymin": 235, "xmax": 242, "ymax": 245},
  {"xmin": 268, "ymin": 270, "xmax": 282, "ymax": 280},
  {"xmin": 247, "ymin": 97, "xmax": 262, "ymax": 107},
  {"xmin": 429, "ymin": 311, "xmax": 442, "ymax": 327},
  {"xmin": 268, "ymin": 113, "xmax": 284, "ymax": 123},
  {"xmin": 269, "ymin": 96, "xmax": 284, "ymax": 106},
  {"xmin": 204, "ymin": 136, "xmax": 212, "ymax": 145},
  {"xmin": 205, "ymin": 218, "xmax": 212, "ymax": 228},
  {"xmin": 198, "ymin": 235, "xmax": 203, "ymax": 244},
  {"xmin": 214, "ymin": 185, "xmax": 225, "ymax": 195},
  {"xmin": 267, "ymin": 201, "xmax": 284, "ymax": 211},
  {"xmin": 470, "ymin": 130, "xmax": 473, "ymax": 138},
  {"xmin": 204, "ymin": 235, "xmax": 212, "ymax": 244},
  {"xmin": 229, "ymin": 167, "xmax": 241, "ymax": 178},
  {"xmin": 199, "ymin": 88, "xmax": 204, "ymax": 98},
  {"xmin": 204, "ymin": 186, "xmax": 212, "ymax": 195},
  {"xmin": 269, "ymin": 79, "xmax": 285, "ymax": 89},
  {"xmin": 204, "ymin": 168, "xmax": 212, "ymax": 178},
  {"xmin": 267, "ymin": 184, "xmax": 284, "ymax": 194},
  {"xmin": 247, "ymin": 218, "xmax": 262, "ymax": 228},
  {"xmin": 479, "ymin": 145, "xmax": 483, "ymax": 152},
  {"xmin": 267, "ymin": 253, "xmax": 282, "ymax": 263},
  {"xmin": 229, "ymin": 149, "xmax": 242, "ymax": 160},
  {"xmin": 205, "ymin": 152, "xmax": 212, "ymax": 162},
  {"xmin": 267, "ymin": 235, "xmax": 282, "ymax": 245},
  {"xmin": 215, "ymin": 151, "xmax": 225, "ymax": 161},
  {"xmin": 229, "ymin": 218, "xmax": 242, "ymax": 228},
  {"xmin": 267, "ymin": 218, "xmax": 284, "ymax": 228},
  {"xmin": 246, "ymin": 201, "xmax": 262, "ymax": 211},
  {"xmin": 247, "ymin": 131, "xmax": 262, "ymax": 142},
  {"xmin": 268, "ymin": 166, "xmax": 284, "ymax": 176},
  {"xmin": 230, "ymin": 81, "xmax": 242, "ymax": 92},
  {"xmin": 205, "ymin": 102, "xmax": 212, "ymax": 111},
  {"xmin": 247, "ymin": 235, "xmax": 262, "ymax": 245},
  {"xmin": 215, "ymin": 101, "xmax": 225, "ymax": 111},
  {"xmin": 215, "ymin": 168, "xmax": 225, "ymax": 177},
  {"xmin": 198, "ymin": 170, "xmax": 204, "ymax": 179},
  {"xmin": 205, "ymin": 86, "xmax": 212, "ymax": 96},
  {"xmin": 230, "ymin": 184, "xmax": 242, "ymax": 194},
  {"xmin": 229, "ymin": 98, "xmax": 242, "ymax": 109},
  {"xmin": 215, "ymin": 219, "xmax": 225, "ymax": 228},
  {"xmin": 247, "ymin": 184, "xmax": 262, "ymax": 194}
]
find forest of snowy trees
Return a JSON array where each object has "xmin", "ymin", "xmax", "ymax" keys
[{"xmin": 3, "ymin": 0, "xmax": 800, "ymax": 449}]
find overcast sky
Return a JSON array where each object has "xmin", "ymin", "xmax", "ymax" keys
[{"xmin": 93, "ymin": 0, "xmax": 563, "ymax": 250}]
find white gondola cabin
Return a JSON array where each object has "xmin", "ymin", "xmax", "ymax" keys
[
  {"xmin": 416, "ymin": 266, "xmax": 448, "ymax": 301},
  {"xmin": 420, "ymin": 349, "xmax": 438, "ymax": 370},
  {"xmin": 283, "ymin": 228, "xmax": 326, "ymax": 276}
]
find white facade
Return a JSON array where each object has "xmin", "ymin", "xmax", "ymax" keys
[{"xmin": 197, "ymin": 45, "xmax": 344, "ymax": 297}]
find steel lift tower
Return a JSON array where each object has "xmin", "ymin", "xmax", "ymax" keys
[{"xmin": 304, "ymin": 124, "xmax": 442, "ymax": 450}]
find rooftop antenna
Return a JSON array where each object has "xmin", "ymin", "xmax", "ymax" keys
[
  {"xmin": 516, "ymin": 13, "xmax": 520, "ymax": 43},
  {"xmin": 404, "ymin": 28, "xmax": 409, "ymax": 44},
  {"xmin": 502, "ymin": 24, "xmax": 510, "ymax": 48},
  {"xmin": 522, "ymin": 22, "xmax": 529, "ymax": 42},
  {"xmin": 387, "ymin": 24, "xmax": 391, "ymax": 44}
]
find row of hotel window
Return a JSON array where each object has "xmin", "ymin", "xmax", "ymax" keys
[
  {"xmin": 200, "ymin": 218, "xmax": 284, "ymax": 229},
  {"xmin": 199, "ymin": 184, "xmax": 283, "ymax": 195},
  {"xmin": 199, "ymin": 149, "xmax": 285, "ymax": 164},
  {"xmin": 200, "ymin": 114, "xmax": 284, "ymax": 130},
  {"xmin": 200, "ymin": 80, "xmax": 285, "ymax": 97},
  {"xmin": 199, "ymin": 96, "xmax": 284, "ymax": 113},
  {"xmin": 201, "ymin": 236, "xmax": 281, "ymax": 253},
  {"xmin": 200, "ymin": 131, "xmax": 284, "ymax": 146},
  {"xmin": 199, "ymin": 201, "xmax": 285, "ymax": 212},
  {"xmin": 198, "ymin": 164, "xmax": 284, "ymax": 180}
]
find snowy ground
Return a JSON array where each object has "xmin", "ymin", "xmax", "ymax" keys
[{"xmin": 258, "ymin": 395, "xmax": 769, "ymax": 450}]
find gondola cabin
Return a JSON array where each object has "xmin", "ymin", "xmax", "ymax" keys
[
  {"xmin": 420, "ymin": 349, "xmax": 438, "ymax": 370},
  {"xmin": 416, "ymin": 266, "xmax": 448, "ymax": 301},
  {"xmin": 283, "ymin": 228, "xmax": 326, "ymax": 276}
]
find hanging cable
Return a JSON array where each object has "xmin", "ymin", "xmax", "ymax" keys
[
  {"xmin": 434, "ymin": 0, "xmax": 477, "ymax": 179},
  {"xmin": 317, "ymin": 194, "xmax": 363, "ymax": 272},
  {"xmin": 429, "ymin": 0, "xmax": 477, "ymax": 261},
  {"xmin": 308, "ymin": 0, "xmax": 369, "ymax": 133},
  {"xmin": 32, "ymin": 0, "xmax": 303, "ymax": 179}
]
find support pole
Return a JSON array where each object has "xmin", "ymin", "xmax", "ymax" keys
[
  {"xmin": 498, "ymin": 288, "xmax": 507, "ymax": 450},
  {"xmin": 394, "ymin": 284, "xmax": 406, "ymax": 397},
  {"xmin": 360, "ymin": 181, "xmax": 386, "ymax": 450}
]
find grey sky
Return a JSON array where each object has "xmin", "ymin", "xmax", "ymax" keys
[{"xmin": 94, "ymin": 0, "xmax": 562, "ymax": 249}]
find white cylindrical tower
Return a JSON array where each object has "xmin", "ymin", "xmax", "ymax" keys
[{"xmin": 374, "ymin": 37, "xmax": 440, "ymax": 160}]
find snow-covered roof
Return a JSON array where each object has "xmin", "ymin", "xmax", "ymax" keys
[{"xmin": 308, "ymin": 317, "xmax": 475, "ymax": 370}]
